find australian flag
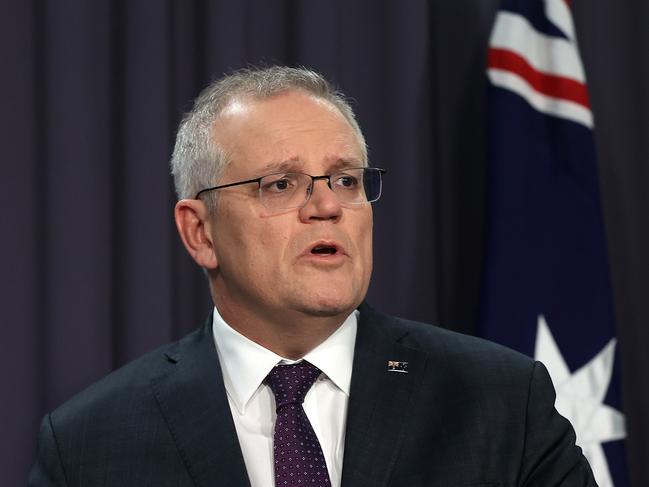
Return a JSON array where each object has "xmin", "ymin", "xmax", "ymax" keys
[{"xmin": 478, "ymin": 0, "xmax": 629, "ymax": 485}]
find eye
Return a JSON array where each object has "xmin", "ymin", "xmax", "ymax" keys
[
  {"xmin": 261, "ymin": 174, "xmax": 298, "ymax": 193},
  {"xmin": 332, "ymin": 174, "xmax": 360, "ymax": 189}
]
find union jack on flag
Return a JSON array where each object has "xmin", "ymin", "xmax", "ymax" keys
[{"xmin": 479, "ymin": 1, "xmax": 629, "ymax": 486}]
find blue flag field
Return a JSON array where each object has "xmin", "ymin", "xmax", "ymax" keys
[{"xmin": 479, "ymin": 0, "xmax": 629, "ymax": 485}]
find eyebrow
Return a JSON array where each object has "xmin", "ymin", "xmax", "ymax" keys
[
  {"xmin": 257, "ymin": 159, "xmax": 299, "ymax": 175},
  {"xmin": 257, "ymin": 157, "xmax": 364, "ymax": 175}
]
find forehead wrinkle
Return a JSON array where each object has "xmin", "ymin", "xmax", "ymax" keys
[
  {"xmin": 262, "ymin": 130, "xmax": 363, "ymax": 169},
  {"xmin": 257, "ymin": 156, "xmax": 364, "ymax": 177}
]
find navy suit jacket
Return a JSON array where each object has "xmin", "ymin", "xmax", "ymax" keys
[{"xmin": 29, "ymin": 304, "xmax": 596, "ymax": 486}]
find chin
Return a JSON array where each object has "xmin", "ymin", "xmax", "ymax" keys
[
  {"xmin": 293, "ymin": 288, "xmax": 362, "ymax": 317},
  {"xmin": 301, "ymin": 304, "xmax": 351, "ymax": 317}
]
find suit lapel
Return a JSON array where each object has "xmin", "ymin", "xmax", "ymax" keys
[
  {"xmin": 341, "ymin": 304, "xmax": 428, "ymax": 487},
  {"xmin": 147, "ymin": 306, "xmax": 423, "ymax": 487},
  {"xmin": 151, "ymin": 317, "xmax": 250, "ymax": 487}
]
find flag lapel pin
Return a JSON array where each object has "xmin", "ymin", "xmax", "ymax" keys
[{"xmin": 387, "ymin": 360, "xmax": 408, "ymax": 373}]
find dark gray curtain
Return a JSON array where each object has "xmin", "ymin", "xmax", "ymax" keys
[{"xmin": 1, "ymin": 1, "xmax": 647, "ymax": 485}]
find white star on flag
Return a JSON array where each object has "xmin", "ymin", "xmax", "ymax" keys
[{"xmin": 534, "ymin": 315, "xmax": 626, "ymax": 487}]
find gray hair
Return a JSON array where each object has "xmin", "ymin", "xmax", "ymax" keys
[{"xmin": 170, "ymin": 66, "xmax": 367, "ymax": 211}]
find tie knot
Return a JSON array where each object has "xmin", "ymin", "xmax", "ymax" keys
[{"xmin": 265, "ymin": 361, "xmax": 322, "ymax": 409}]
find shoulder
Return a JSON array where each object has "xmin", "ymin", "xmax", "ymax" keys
[
  {"xmin": 361, "ymin": 302, "xmax": 533, "ymax": 365},
  {"xmin": 50, "ymin": 325, "xmax": 208, "ymax": 428},
  {"xmin": 357, "ymin": 305, "xmax": 595, "ymax": 485},
  {"xmin": 359, "ymin": 302, "xmax": 538, "ymax": 387},
  {"xmin": 31, "ymin": 325, "xmax": 215, "ymax": 485}
]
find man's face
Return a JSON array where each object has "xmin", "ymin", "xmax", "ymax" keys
[{"xmin": 207, "ymin": 90, "xmax": 373, "ymax": 321}]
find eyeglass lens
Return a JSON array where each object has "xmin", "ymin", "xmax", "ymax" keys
[{"xmin": 259, "ymin": 168, "xmax": 382, "ymax": 210}]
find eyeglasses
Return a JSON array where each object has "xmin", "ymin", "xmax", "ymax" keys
[{"xmin": 195, "ymin": 167, "xmax": 386, "ymax": 211}]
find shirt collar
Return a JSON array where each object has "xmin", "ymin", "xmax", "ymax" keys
[{"xmin": 212, "ymin": 306, "xmax": 358, "ymax": 415}]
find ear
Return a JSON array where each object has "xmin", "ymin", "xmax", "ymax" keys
[{"xmin": 174, "ymin": 199, "xmax": 218, "ymax": 270}]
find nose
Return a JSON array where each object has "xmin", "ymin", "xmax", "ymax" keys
[{"xmin": 298, "ymin": 178, "xmax": 342, "ymax": 222}]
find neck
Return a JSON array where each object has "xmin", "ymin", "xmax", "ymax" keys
[{"xmin": 212, "ymin": 295, "xmax": 350, "ymax": 360}]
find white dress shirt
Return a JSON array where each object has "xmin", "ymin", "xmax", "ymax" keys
[{"xmin": 211, "ymin": 307, "xmax": 358, "ymax": 487}]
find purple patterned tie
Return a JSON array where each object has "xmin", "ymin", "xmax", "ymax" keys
[{"xmin": 265, "ymin": 361, "xmax": 332, "ymax": 487}]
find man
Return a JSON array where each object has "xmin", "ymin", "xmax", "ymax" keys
[{"xmin": 30, "ymin": 66, "xmax": 596, "ymax": 486}]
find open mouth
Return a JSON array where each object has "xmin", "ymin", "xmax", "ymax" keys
[{"xmin": 311, "ymin": 245, "xmax": 338, "ymax": 255}]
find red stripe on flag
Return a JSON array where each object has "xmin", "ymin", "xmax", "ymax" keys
[
  {"xmin": 564, "ymin": 0, "xmax": 571, "ymax": 7},
  {"xmin": 488, "ymin": 48, "xmax": 591, "ymax": 109}
]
